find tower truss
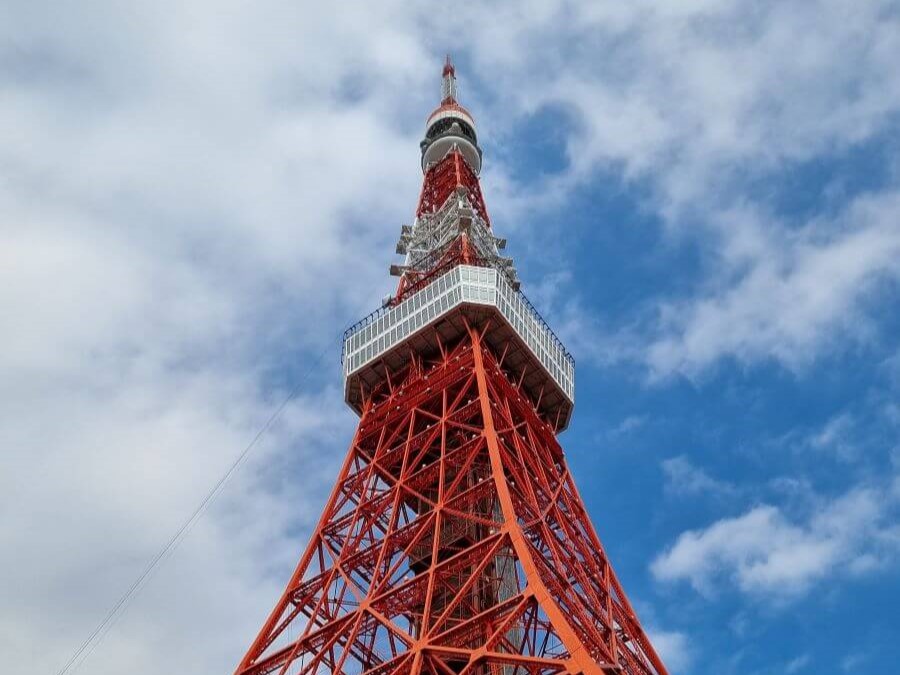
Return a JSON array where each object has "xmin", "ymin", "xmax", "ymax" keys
[{"xmin": 236, "ymin": 57, "xmax": 668, "ymax": 675}]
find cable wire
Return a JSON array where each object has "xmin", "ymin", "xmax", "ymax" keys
[{"xmin": 54, "ymin": 291, "xmax": 383, "ymax": 675}]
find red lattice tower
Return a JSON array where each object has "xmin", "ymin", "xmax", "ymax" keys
[
  {"xmin": 417, "ymin": 150, "xmax": 489, "ymax": 225},
  {"xmin": 236, "ymin": 57, "xmax": 669, "ymax": 675}
]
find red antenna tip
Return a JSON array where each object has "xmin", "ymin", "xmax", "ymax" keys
[{"xmin": 442, "ymin": 54, "xmax": 455, "ymax": 77}]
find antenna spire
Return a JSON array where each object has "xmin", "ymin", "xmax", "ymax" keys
[{"xmin": 441, "ymin": 54, "xmax": 457, "ymax": 102}]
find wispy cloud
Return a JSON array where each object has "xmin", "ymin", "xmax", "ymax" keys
[
  {"xmin": 785, "ymin": 654, "xmax": 812, "ymax": 674},
  {"xmin": 808, "ymin": 413, "xmax": 861, "ymax": 462},
  {"xmin": 424, "ymin": 1, "xmax": 900, "ymax": 380},
  {"xmin": 841, "ymin": 650, "xmax": 872, "ymax": 672},
  {"xmin": 3, "ymin": 1, "xmax": 899, "ymax": 673},
  {"xmin": 611, "ymin": 414, "xmax": 648, "ymax": 436},
  {"xmin": 646, "ymin": 628, "xmax": 693, "ymax": 673},
  {"xmin": 661, "ymin": 455, "xmax": 738, "ymax": 498},
  {"xmin": 651, "ymin": 484, "xmax": 900, "ymax": 599},
  {"xmin": 645, "ymin": 193, "xmax": 900, "ymax": 378},
  {"xmin": 0, "ymin": 3, "xmax": 433, "ymax": 674}
]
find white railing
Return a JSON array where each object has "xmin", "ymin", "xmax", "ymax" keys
[{"xmin": 342, "ymin": 266, "xmax": 575, "ymax": 402}]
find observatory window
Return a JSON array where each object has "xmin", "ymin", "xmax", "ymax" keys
[
  {"xmin": 425, "ymin": 117, "xmax": 477, "ymax": 145},
  {"xmin": 344, "ymin": 264, "xmax": 574, "ymax": 403}
]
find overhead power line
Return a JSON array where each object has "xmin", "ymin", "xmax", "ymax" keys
[{"xmin": 55, "ymin": 291, "xmax": 382, "ymax": 675}]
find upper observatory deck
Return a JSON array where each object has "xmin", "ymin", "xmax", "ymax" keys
[{"xmin": 342, "ymin": 264, "xmax": 575, "ymax": 428}]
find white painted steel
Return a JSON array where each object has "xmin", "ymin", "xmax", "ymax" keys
[
  {"xmin": 426, "ymin": 106, "xmax": 476, "ymax": 131},
  {"xmin": 403, "ymin": 193, "xmax": 503, "ymax": 276},
  {"xmin": 422, "ymin": 135, "xmax": 481, "ymax": 175},
  {"xmin": 342, "ymin": 265, "xmax": 575, "ymax": 403}
]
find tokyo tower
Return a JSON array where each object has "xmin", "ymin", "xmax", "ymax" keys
[{"xmin": 235, "ymin": 58, "xmax": 669, "ymax": 675}]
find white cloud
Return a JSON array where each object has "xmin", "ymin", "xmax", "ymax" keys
[
  {"xmin": 651, "ymin": 487, "xmax": 899, "ymax": 599},
  {"xmin": 841, "ymin": 650, "xmax": 871, "ymax": 672},
  {"xmin": 645, "ymin": 193, "xmax": 900, "ymax": 377},
  {"xmin": 786, "ymin": 654, "xmax": 811, "ymax": 673},
  {"xmin": 426, "ymin": 1, "xmax": 900, "ymax": 206},
  {"xmin": 808, "ymin": 413, "xmax": 860, "ymax": 462},
  {"xmin": 3, "ymin": 2, "xmax": 900, "ymax": 674},
  {"xmin": 613, "ymin": 414, "xmax": 648, "ymax": 435},
  {"xmin": 0, "ymin": 3, "xmax": 434, "ymax": 675},
  {"xmin": 646, "ymin": 628, "xmax": 693, "ymax": 673},
  {"xmin": 662, "ymin": 455, "xmax": 737, "ymax": 498},
  {"xmin": 419, "ymin": 0, "xmax": 900, "ymax": 377}
]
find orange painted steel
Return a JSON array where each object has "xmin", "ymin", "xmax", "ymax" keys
[
  {"xmin": 416, "ymin": 149, "xmax": 490, "ymax": 226},
  {"xmin": 235, "ymin": 329, "xmax": 668, "ymax": 675},
  {"xmin": 393, "ymin": 234, "xmax": 481, "ymax": 305}
]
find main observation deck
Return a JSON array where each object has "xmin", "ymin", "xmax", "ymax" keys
[{"xmin": 342, "ymin": 265, "xmax": 575, "ymax": 430}]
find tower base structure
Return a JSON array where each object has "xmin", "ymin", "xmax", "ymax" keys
[{"xmin": 236, "ymin": 323, "xmax": 667, "ymax": 675}]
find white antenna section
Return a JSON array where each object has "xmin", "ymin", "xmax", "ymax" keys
[{"xmin": 441, "ymin": 55, "xmax": 457, "ymax": 101}]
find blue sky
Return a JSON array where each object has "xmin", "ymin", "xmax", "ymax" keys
[{"xmin": 2, "ymin": 2, "xmax": 899, "ymax": 674}]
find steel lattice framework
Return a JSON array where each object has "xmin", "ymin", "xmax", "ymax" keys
[
  {"xmin": 236, "ymin": 58, "xmax": 668, "ymax": 675},
  {"xmin": 417, "ymin": 150, "xmax": 490, "ymax": 226}
]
